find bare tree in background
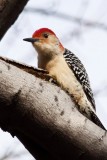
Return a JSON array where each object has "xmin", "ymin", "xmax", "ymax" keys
[{"xmin": 0, "ymin": 147, "xmax": 28, "ymax": 160}]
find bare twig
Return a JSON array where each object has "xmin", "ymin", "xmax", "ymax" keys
[{"xmin": 24, "ymin": 7, "xmax": 107, "ymax": 31}]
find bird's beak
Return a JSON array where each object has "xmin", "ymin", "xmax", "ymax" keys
[{"xmin": 23, "ymin": 38, "xmax": 39, "ymax": 43}]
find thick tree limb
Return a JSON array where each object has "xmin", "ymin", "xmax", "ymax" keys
[
  {"xmin": 0, "ymin": 0, "xmax": 29, "ymax": 39},
  {"xmin": 0, "ymin": 56, "xmax": 49, "ymax": 79},
  {"xmin": 0, "ymin": 58, "xmax": 107, "ymax": 160}
]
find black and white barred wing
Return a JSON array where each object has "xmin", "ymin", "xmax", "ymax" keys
[{"xmin": 63, "ymin": 49, "xmax": 96, "ymax": 110}]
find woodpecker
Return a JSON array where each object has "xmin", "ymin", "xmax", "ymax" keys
[{"xmin": 23, "ymin": 28, "xmax": 105, "ymax": 130}]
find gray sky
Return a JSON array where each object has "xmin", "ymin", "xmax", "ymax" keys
[{"xmin": 0, "ymin": 0, "xmax": 107, "ymax": 159}]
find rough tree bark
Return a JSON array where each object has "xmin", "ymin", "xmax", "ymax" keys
[
  {"xmin": 0, "ymin": 0, "xmax": 29, "ymax": 39},
  {"xmin": 0, "ymin": 58, "xmax": 107, "ymax": 160}
]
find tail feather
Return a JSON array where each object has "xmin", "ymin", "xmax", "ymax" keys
[{"xmin": 91, "ymin": 111, "xmax": 106, "ymax": 130}]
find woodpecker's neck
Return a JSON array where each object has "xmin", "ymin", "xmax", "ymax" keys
[
  {"xmin": 37, "ymin": 47, "xmax": 65, "ymax": 69},
  {"xmin": 38, "ymin": 54, "xmax": 51, "ymax": 69}
]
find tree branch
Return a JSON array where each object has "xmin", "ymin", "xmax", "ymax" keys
[
  {"xmin": 0, "ymin": 0, "xmax": 29, "ymax": 39},
  {"xmin": 0, "ymin": 58, "xmax": 107, "ymax": 160},
  {"xmin": 24, "ymin": 7, "xmax": 107, "ymax": 31}
]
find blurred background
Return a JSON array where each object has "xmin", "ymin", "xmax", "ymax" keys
[{"xmin": 0, "ymin": 0, "xmax": 107, "ymax": 159}]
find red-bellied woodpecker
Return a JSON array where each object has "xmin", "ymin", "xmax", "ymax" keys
[{"xmin": 23, "ymin": 28, "xmax": 105, "ymax": 130}]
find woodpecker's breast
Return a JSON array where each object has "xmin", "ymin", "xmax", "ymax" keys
[{"xmin": 45, "ymin": 55, "xmax": 95, "ymax": 117}]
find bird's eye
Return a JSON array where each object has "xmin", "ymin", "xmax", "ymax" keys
[{"xmin": 43, "ymin": 33, "xmax": 48, "ymax": 38}]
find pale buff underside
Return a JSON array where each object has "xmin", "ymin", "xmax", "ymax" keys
[{"xmin": 38, "ymin": 53, "xmax": 95, "ymax": 120}]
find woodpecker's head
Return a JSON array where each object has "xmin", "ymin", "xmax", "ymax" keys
[{"xmin": 23, "ymin": 28, "xmax": 64, "ymax": 58}]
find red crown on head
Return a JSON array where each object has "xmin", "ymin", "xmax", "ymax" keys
[{"xmin": 32, "ymin": 28, "xmax": 56, "ymax": 38}]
